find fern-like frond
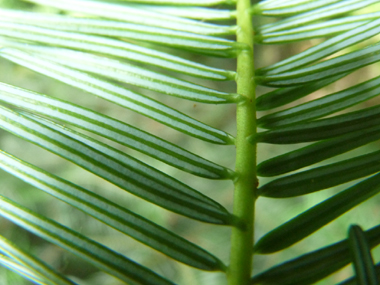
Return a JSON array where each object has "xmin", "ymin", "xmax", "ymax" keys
[
  {"xmin": 254, "ymin": 0, "xmax": 380, "ymax": 283},
  {"xmin": 2, "ymin": 0, "xmax": 380, "ymax": 284},
  {"xmin": 0, "ymin": 0, "xmax": 239, "ymax": 283}
]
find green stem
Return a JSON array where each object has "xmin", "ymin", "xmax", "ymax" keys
[{"xmin": 228, "ymin": 0, "xmax": 257, "ymax": 284}]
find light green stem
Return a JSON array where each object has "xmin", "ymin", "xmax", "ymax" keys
[{"xmin": 227, "ymin": 0, "xmax": 257, "ymax": 284}]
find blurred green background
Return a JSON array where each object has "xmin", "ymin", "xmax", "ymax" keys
[{"xmin": 1, "ymin": 1, "xmax": 380, "ymax": 284}]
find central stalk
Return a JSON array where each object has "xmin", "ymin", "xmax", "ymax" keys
[{"xmin": 227, "ymin": 0, "xmax": 257, "ymax": 284}]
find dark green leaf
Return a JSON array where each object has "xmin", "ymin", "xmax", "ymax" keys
[
  {"xmin": 256, "ymin": 75, "xmax": 344, "ymax": 111},
  {"xmin": 254, "ymin": 173, "xmax": 380, "ymax": 253},
  {"xmin": 257, "ymin": 43, "xmax": 380, "ymax": 87},
  {"xmin": 251, "ymin": 224, "xmax": 380, "ymax": 285},
  {"xmin": 338, "ymin": 263, "xmax": 380, "ymax": 285},
  {"xmin": 258, "ymin": 75, "xmax": 380, "ymax": 128},
  {"xmin": 0, "ymin": 196, "xmax": 175, "ymax": 285},
  {"xmin": 25, "ymin": 112, "xmax": 231, "ymax": 218},
  {"xmin": 25, "ymin": 112, "xmax": 226, "ymax": 210},
  {"xmin": 349, "ymin": 225, "xmax": 378, "ymax": 285},
  {"xmin": 0, "ymin": 149, "xmax": 225, "ymax": 271},
  {"xmin": 259, "ymin": 150, "xmax": 380, "ymax": 197},
  {"xmin": 0, "ymin": 106, "xmax": 232, "ymax": 224},
  {"xmin": 255, "ymin": 105, "xmax": 380, "ymax": 144},
  {"xmin": 258, "ymin": 125, "xmax": 380, "ymax": 177}
]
